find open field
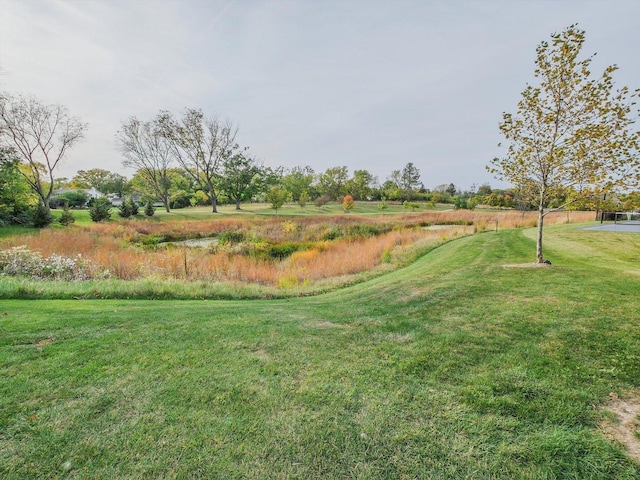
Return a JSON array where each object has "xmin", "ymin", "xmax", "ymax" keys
[
  {"xmin": 43, "ymin": 201, "xmax": 595, "ymax": 224},
  {"xmin": 1, "ymin": 221, "xmax": 639, "ymax": 478},
  {"xmin": 45, "ymin": 201, "xmax": 451, "ymax": 226}
]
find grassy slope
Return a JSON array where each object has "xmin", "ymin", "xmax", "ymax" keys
[{"xmin": 1, "ymin": 226, "xmax": 639, "ymax": 478}]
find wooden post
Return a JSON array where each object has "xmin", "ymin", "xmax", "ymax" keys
[{"xmin": 184, "ymin": 249, "xmax": 188, "ymax": 278}]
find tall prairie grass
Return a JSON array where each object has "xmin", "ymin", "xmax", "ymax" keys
[{"xmin": 0, "ymin": 210, "xmax": 594, "ymax": 286}]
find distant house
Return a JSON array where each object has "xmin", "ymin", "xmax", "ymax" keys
[
  {"xmin": 107, "ymin": 194, "xmax": 123, "ymax": 206},
  {"xmin": 107, "ymin": 193, "xmax": 142, "ymax": 206}
]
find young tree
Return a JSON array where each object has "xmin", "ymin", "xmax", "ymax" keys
[
  {"xmin": 314, "ymin": 194, "xmax": 330, "ymax": 210},
  {"xmin": 157, "ymin": 109, "xmax": 241, "ymax": 213},
  {"xmin": 117, "ymin": 117, "xmax": 173, "ymax": 212},
  {"xmin": 144, "ymin": 201, "xmax": 155, "ymax": 217},
  {"xmin": 342, "ymin": 194, "xmax": 355, "ymax": 213},
  {"xmin": 0, "ymin": 92, "xmax": 87, "ymax": 210},
  {"xmin": 118, "ymin": 198, "xmax": 133, "ymax": 218},
  {"xmin": 58, "ymin": 203, "xmax": 75, "ymax": 226},
  {"xmin": 265, "ymin": 185, "xmax": 289, "ymax": 213},
  {"xmin": 489, "ymin": 25, "xmax": 639, "ymax": 263},
  {"xmin": 89, "ymin": 197, "xmax": 112, "ymax": 222},
  {"xmin": 298, "ymin": 191, "xmax": 309, "ymax": 209}
]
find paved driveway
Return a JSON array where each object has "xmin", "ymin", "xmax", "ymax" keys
[{"xmin": 583, "ymin": 222, "xmax": 640, "ymax": 233}]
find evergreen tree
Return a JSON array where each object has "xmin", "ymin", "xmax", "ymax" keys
[
  {"xmin": 89, "ymin": 197, "xmax": 112, "ymax": 222},
  {"xmin": 31, "ymin": 201, "xmax": 53, "ymax": 228},
  {"xmin": 59, "ymin": 203, "xmax": 75, "ymax": 226}
]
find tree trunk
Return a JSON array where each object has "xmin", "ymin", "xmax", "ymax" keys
[
  {"xmin": 235, "ymin": 199, "xmax": 241, "ymax": 210},
  {"xmin": 536, "ymin": 206, "xmax": 544, "ymax": 263},
  {"xmin": 211, "ymin": 194, "xmax": 218, "ymax": 213}
]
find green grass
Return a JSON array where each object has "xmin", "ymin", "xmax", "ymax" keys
[
  {"xmin": 0, "ymin": 226, "xmax": 33, "ymax": 238},
  {"xmin": 1, "ymin": 225, "xmax": 639, "ymax": 478},
  {"xmin": 47, "ymin": 201, "xmax": 451, "ymax": 224}
]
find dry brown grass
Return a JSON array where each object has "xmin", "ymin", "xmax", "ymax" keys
[{"xmin": 0, "ymin": 210, "xmax": 595, "ymax": 286}]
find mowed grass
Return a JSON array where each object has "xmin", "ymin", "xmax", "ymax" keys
[
  {"xmin": 49, "ymin": 201, "xmax": 451, "ymax": 225},
  {"xmin": 1, "ymin": 225, "xmax": 639, "ymax": 478}
]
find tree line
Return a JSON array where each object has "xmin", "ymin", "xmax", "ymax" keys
[{"xmin": 1, "ymin": 24, "xmax": 639, "ymax": 267}]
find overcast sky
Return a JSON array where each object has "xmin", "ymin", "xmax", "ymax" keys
[{"xmin": 1, "ymin": 0, "xmax": 639, "ymax": 191}]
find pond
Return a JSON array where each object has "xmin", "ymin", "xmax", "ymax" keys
[{"xmin": 159, "ymin": 237, "xmax": 219, "ymax": 248}]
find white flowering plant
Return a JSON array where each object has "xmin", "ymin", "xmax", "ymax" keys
[{"xmin": 0, "ymin": 246, "xmax": 96, "ymax": 281}]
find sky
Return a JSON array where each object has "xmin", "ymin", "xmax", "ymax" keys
[{"xmin": 0, "ymin": 0, "xmax": 639, "ymax": 191}]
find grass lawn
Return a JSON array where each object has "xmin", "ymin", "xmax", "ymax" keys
[
  {"xmin": 1, "ymin": 224, "xmax": 639, "ymax": 478},
  {"xmin": 48, "ymin": 201, "xmax": 452, "ymax": 225}
]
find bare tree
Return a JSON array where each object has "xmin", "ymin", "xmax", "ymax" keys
[
  {"xmin": 0, "ymin": 92, "xmax": 87, "ymax": 209},
  {"xmin": 157, "ymin": 109, "xmax": 240, "ymax": 213},
  {"xmin": 117, "ymin": 117, "xmax": 173, "ymax": 212}
]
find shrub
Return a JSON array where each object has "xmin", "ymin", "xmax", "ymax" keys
[
  {"xmin": 282, "ymin": 220, "xmax": 298, "ymax": 236},
  {"xmin": 170, "ymin": 194, "xmax": 192, "ymax": 209},
  {"xmin": 320, "ymin": 225, "xmax": 343, "ymax": 241},
  {"xmin": 49, "ymin": 197, "xmax": 68, "ymax": 209},
  {"xmin": 139, "ymin": 235, "xmax": 166, "ymax": 247},
  {"xmin": 260, "ymin": 242, "xmax": 305, "ymax": 260},
  {"xmin": 89, "ymin": 197, "xmax": 112, "ymax": 222},
  {"xmin": 31, "ymin": 202, "xmax": 53, "ymax": 228},
  {"xmin": 59, "ymin": 203, "xmax": 75, "ymax": 226},
  {"xmin": 228, "ymin": 241, "xmax": 311, "ymax": 261},
  {"xmin": 50, "ymin": 191, "xmax": 89, "ymax": 209},
  {"xmin": 346, "ymin": 224, "xmax": 383, "ymax": 238},
  {"xmin": 403, "ymin": 201, "xmax": 420, "ymax": 211},
  {"xmin": 278, "ymin": 274, "xmax": 300, "ymax": 289},
  {"xmin": 218, "ymin": 231, "xmax": 246, "ymax": 244},
  {"xmin": 144, "ymin": 202, "xmax": 155, "ymax": 217}
]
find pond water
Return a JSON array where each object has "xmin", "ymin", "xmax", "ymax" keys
[{"xmin": 159, "ymin": 237, "xmax": 219, "ymax": 248}]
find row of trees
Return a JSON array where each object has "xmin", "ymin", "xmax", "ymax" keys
[
  {"xmin": 1, "ymin": 25, "xmax": 639, "ymax": 262},
  {"xmin": 115, "ymin": 110, "xmax": 431, "ymax": 213},
  {"xmin": 0, "ymin": 89, "xmax": 430, "ymax": 222},
  {"xmin": 51, "ymin": 162, "xmax": 436, "ymax": 210}
]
